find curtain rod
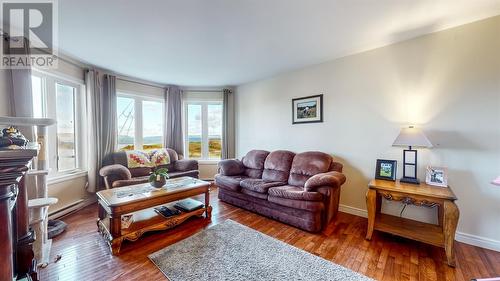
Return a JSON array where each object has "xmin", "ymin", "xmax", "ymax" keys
[
  {"xmin": 116, "ymin": 77, "xmax": 165, "ymax": 89},
  {"xmin": 183, "ymin": 89, "xmax": 223, "ymax": 93}
]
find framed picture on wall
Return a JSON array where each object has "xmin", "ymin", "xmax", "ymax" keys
[
  {"xmin": 375, "ymin": 159, "xmax": 397, "ymax": 181},
  {"xmin": 426, "ymin": 166, "xmax": 448, "ymax": 187},
  {"xmin": 292, "ymin": 94, "xmax": 323, "ymax": 124}
]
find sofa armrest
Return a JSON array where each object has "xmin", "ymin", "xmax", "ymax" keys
[
  {"xmin": 218, "ymin": 159, "xmax": 245, "ymax": 176},
  {"xmin": 112, "ymin": 178, "xmax": 149, "ymax": 188},
  {"xmin": 173, "ymin": 159, "xmax": 199, "ymax": 172},
  {"xmin": 99, "ymin": 164, "xmax": 131, "ymax": 180},
  {"xmin": 304, "ymin": 171, "xmax": 346, "ymax": 191},
  {"xmin": 330, "ymin": 161, "xmax": 343, "ymax": 173}
]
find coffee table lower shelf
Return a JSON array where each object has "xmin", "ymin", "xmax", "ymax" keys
[{"xmin": 97, "ymin": 204, "xmax": 211, "ymax": 255}]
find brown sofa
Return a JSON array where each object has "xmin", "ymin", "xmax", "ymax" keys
[
  {"xmin": 215, "ymin": 150, "xmax": 346, "ymax": 232},
  {"xmin": 99, "ymin": 148, "xmax": 199, "ymax": 189}
]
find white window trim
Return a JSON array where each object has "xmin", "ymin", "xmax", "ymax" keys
[
  {"xmin": 116, "ymin": 92, "xmax": 165, "ymax": 151},
  {"xmin": 183, "ymin": 100, "xmax": 223, "ymax": 160},
  {"xmin": 32, "ymin": 70, "xmax": 86, "ymax": 178}
]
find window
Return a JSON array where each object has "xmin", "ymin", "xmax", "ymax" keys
[
  {"xmin": 185, "ymin": 101, "xmax": 223, "ymax": 160},
  {"xmin": 31, "ymin": 71, "xmax": 84, "ymax": 176},
  {"xmin": 117, "ymin": 96, "xmax": 135, "ymax": 150},
  {"xmin": 55, "ymin": 83, "xmax": 77, "ymax": 171},
  {"xmin": 116, "ymin": 93, "xmax": 164, "ymax": 151}
]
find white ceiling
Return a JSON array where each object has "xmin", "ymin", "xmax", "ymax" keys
[{"xmin": 57, "ymin": 0, "xmax": 500, "ymax": 86}]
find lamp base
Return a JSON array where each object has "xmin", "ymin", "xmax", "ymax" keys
[{"xmin": 400, "ymin": 177, "xmax": 420, "ymax": 185}]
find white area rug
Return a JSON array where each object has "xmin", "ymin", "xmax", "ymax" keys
[{"xmin": 149, "ymin": 219, "xmax": 373, "ymax": 281}]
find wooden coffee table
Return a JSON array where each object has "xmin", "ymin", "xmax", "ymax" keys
[{"xmin": 96, "ymin": 176, "xmax": 212, "ymax": 255}]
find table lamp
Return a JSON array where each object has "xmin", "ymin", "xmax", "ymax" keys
[{"xmin": 392, "ymin": 126, "xmax": 433, "ymax": 184}]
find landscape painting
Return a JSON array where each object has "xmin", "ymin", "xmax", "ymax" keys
[{"xmin": 292, "ymin": 94, "xmax": 323, "ymax": 124}]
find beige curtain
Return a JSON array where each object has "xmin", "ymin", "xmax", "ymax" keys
[
  {"xmin": 4, "ymin": 36, "xmax": 34, "ymax": 140},
  {"xmin": 164, "ymin": 85, "xmax": 184, "ymax": 156},
  {"xmin": 85, "ymin": 71, "xmax": 117, "ymax": 192},
  {"xmin": 222, "ymin": 88, "xmax": 235, "ymax": 159}
]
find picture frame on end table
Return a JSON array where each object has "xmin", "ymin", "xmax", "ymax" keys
[
  {"xmin": 375, "ymin": 159, "xmax": 397, "ymax": 181},
  {"xmin": 426, "ymin": 166, "xmax": 448, "ymax": 187}
]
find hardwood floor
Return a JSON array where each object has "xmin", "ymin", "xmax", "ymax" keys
[{"xmin": 40, "ymin": 187, "xmax": 500, "ymax": 281}]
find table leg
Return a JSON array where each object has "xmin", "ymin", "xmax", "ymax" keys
[
  {"xmin": 98, "ymin": 202, "xmax": 106, "ymax": 220},
  {"xmin": 366, "ymin": 189, "xmax": 377, "ymax": 240},
  {"xmin": 109, "ymin": 215, "xmax": 122, "ymax": 255},
  {"xmin": 443, "ymin": 200, "xmax": 459, "ymax": 267},
  {"xmin": 205, "ymin": 189, "xmax": 212, "ymax": 219}
]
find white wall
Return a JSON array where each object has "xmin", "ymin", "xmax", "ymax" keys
[
  {"xmin": 116, "ymin": 78, "xmax": 164, "ymax": 98},
  {"xmin": 236, "ymin": 16, "xmax": 500, "ymax": 248}
]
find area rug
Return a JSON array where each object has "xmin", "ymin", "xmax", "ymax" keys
[{"xmin": 148, "ymin": 220, "xmax": 373, "ymax": 281}]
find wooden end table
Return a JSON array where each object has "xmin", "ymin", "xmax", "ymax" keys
[
  {"xmin": 365, "ymin": 179, "xmax": 459, "ymax": 267},
  {"xmin": 96, "ymin": 176, "xmax": 212, "ymax": 255}
]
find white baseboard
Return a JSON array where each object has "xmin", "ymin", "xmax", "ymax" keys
[
  {"xmin": 339, "ymin": 204, "xmax": 367, "ymax": 218},
  {"xmin": 338, "ymin": 204, "xmax": 500, "ymax": 252},
  {"xmin": 455, "ymin": 232, "xmax": 500, "ymax": 252},
  {"xmin": 48, "ymin": 196, "xmax": 97, "ymax": 220}
]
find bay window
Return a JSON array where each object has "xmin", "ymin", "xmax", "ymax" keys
[
  {"xmin": 116, "ymin": 93, "xmax": 164, "ymax": 150},
  {"xmin": 31, "ymin": 71, "xmax": 85, "ymax": 176},
  {"xmin": 184, "ymin": 101, "xmax": 222, "ymax": 160}
]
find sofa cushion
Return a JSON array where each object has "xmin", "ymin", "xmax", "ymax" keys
[
  {"xmin": 129, "ymin": 167, "xmax": 151, "ymax": 177},
  {"xmin": 242, "ymin": 150, "xmax": 269, "ymax": 179},
  {"xmin": 288, "ymin": 151, "xmax": 333, "ymax": 187},
  {"xmin": 262, "ymin": 150, "xmax": 295, "ymax": 182},
  {"xmin": 168, "ymin": 170, "xmax": 199, "ymax": 179},
  {"xmin": 268, "ymin": 196, "xmax": 324, "ymax": 212},
  {"xmin": 268, "ymin": 185, "xmax": 323, "ymax": 201},
  {"xmin": 241, "ymin": 188, "xmax": 268, "ymax": 200},
  {"xmin": 218, "ymin": 159, "xmax": 245, "ymax": 176},
  {"xmin": 240, "ymin": 178, "xmax": 285, "ymax": 194},
  {"xmin": 214, "ymin": 174, "xmax": 248, "ymax": 192},
  {"xmin": 112, "ymin": 177, "xmax": 149, "ymax": 188}
]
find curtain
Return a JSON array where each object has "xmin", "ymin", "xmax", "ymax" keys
[
  {"xmin": 101, "ymin": 74, "xmax": 117, "ymax": 156},
  {"xmin": 164, "ymin": 85, "xmax": 184, "ymax": 156},
  {"xmin": 85, "ymin": 71, "xmax": 117, "ymax": 192},
  {"xmin": 5, "ymin": 36, "xmax": 34, "ymax": 140},
  {"xmin": 85, "ymin": 69, "xmax": 101, "ymax": 193},
  {"xmin": 222, "ymin": 88, "xmax": 235, "ymax": 159}
]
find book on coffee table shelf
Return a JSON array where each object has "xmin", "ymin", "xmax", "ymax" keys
[
  {"xmin": 121, "ymin": 214, "xmax": 134, "ymax": 229},
  {"xmin": 154, "ymin": 206, "xmax": 181, "ymax": 218},
  {"xmin": 174, "ymin": 198, "xmax": 204, "ymax": 212}
]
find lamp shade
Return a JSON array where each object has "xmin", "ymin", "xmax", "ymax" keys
[{"xmin": 392, "ymin": 126, "xmax": 433, "ymax": 148}]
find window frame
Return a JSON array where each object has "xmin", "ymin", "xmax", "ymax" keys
[
  {"xmin": 31, "ymin": 70, "xmax": 86, "ymax": 178},
  {"xmin": 116, "ymin": 91, "xmax": 165, "ymax": 151},
  {"xmin": 183, "ymin": 100, "xmax": 223, "ymax": 160}
]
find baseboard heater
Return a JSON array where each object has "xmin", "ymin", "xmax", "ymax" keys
[{"xmin": 48, "ymin": 198, "xmax": 95, "ymax": 220}]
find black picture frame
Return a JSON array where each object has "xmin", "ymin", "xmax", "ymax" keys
[
  {"xmin": 375, "ymin": 159, "xmax": 397, "ymax": 181},
  {"xmin": 292, "ymin": 94, "xmax": 323, "ymax": 124}
]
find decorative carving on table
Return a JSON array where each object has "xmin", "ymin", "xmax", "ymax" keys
[
  {"xmin": 97, "ymin": 206, "xmax": 211, "ymax": 255},
  {"xmin": 381, "ymin": 192, "xmax": 440, "ymax": 208}
]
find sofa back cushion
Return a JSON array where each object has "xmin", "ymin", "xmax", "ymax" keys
[
  {"xmin": 288, "ymin": 151, "xmax": 333, "ymax": 187},
  {"xmin": 129, "ymin": 167, "xmax": 151, "ymax": 177},
  {"xmin": 157, "ymin": 148, "xmax": 179, "ymax": 171},
  {"xmin": 242, "ymin": 150, "xmax": 270, "ymax": 178},
  {"xmin": 103, "ymin": 148, "xmax": 180, "ymax": 177},
  {"xmin": 262, "ymin": 150, "xmax": 295, "ymax": 182}
]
